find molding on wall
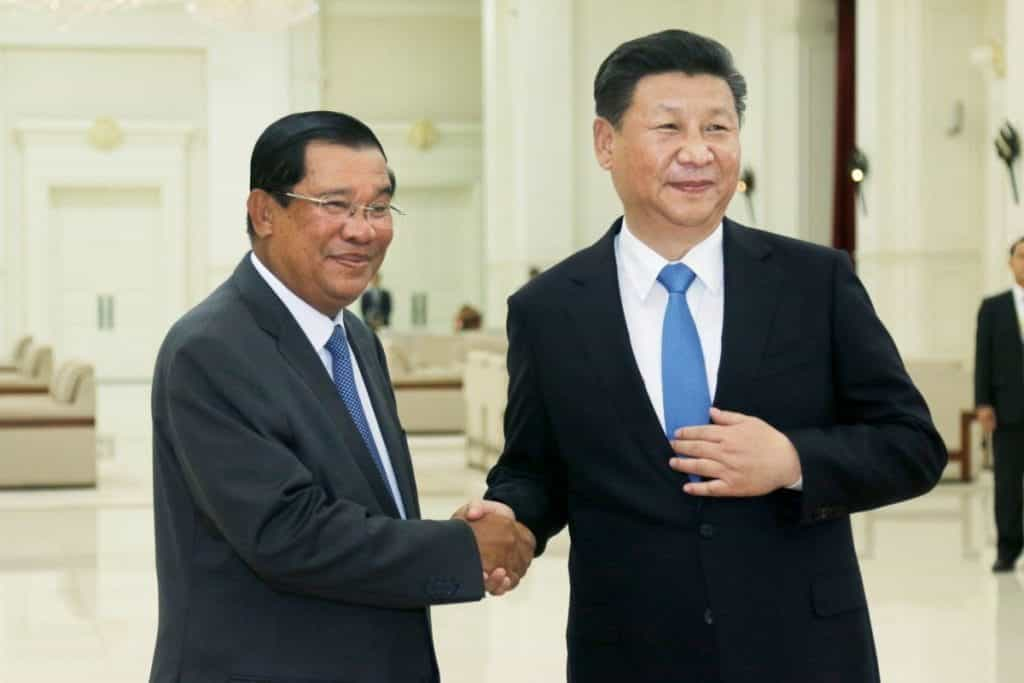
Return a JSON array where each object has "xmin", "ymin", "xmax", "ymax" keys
[
  {"xmin": 856, "ymin": 248, "xmax": 981, "ymax": 263},
  {"xmin": 323, "ymin": 0, "xmax": 480, "ymax": 19}
]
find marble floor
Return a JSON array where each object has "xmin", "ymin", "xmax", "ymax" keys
[{"xmin": 1, "ymin": 388, "xmax": 1022, "ymax": 682}]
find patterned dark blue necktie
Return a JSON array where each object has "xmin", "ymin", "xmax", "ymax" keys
[
  {"xmin": 658, "ymin": 263, "xmax": 709, "ymax": 484},
  {"xmin": 324, "ymin": 325, "xmax": 403, "ymax": 511}
]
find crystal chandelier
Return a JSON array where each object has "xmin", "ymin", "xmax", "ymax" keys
[
  {"xmin": 185, "ymin": 0, "xmax": 319, "ymax": 31},
  {"xmin": 1, "ymin": 0, "xmax": 148, "ymax": 24},
  {"xmin": 1, "ymin": 0, "xmax": 320, "ymax": 31}
]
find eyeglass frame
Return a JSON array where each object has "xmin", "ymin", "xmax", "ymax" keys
[{"xmin": 267, "ymin": 189, "xmax": 406, "ymax": 223}]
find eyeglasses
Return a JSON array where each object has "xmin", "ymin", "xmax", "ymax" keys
[{"xmin": 271, "ymin": 190, "xmax": 406, "ymax": 225}]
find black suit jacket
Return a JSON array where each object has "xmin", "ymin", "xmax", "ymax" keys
[
  {"xmin": 360, "ymin": 287, "xmax": 392, "ymax": 326},
  {"xmin": 975, "ymin": 290, "xmax": 1024, "ymax": 426},
  {"xmin": 150, "ymin": 255, "xmax": 483, "ymax": 683},
  {"xmin": 485, "ymin": 218, "xmax": 946, "ymax": 683}
]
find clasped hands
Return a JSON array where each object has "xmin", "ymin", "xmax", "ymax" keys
[
  {"xmin": 668, "ymin": 407, "xmax": 802, "ymax": 496},
  {"xmin": 452, "ymin": 500, "xmax": 535, "ymax": 597}
]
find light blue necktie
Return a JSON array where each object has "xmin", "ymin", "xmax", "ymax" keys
[
  {"xmin": 325, "ymin": 324, "xmax": 404, "ymax": 513},
  {"xmin": 658, "ymin": 263, "xmax": 709, "ymax": 484}
]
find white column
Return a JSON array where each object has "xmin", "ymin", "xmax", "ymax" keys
[
  {"xmin": 482, "ymin": 0, "xmax": 573, "ymax": 329},
  {"xmin": 206, "ymin": 31, "xmax": 293, "ymax": 289}
]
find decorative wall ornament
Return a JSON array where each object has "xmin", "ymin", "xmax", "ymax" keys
[
  {"xmin": 87, "ymin": 117, "xmax": 124, "ymax": 152},
  {"xmin": 969, "ymin": 39, "xmax": 1006, "ymax": 80},
  {"xmin": 847, "ymin": 147, "xmax": 869, "ymax": 216},
  {"xmin": 736, "ymin": 167, "xmax": 756, "ymax": 224},
  {"xmin": 407, "ymin": 119, "xmax": 441, "ymax": 151},
  {"xmin": 995, "ymin": 121, "xmax": 1020, "ymax": 205}
]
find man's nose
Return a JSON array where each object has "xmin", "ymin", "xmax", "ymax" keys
[
  {"xmin": 340, "ymin": 211, "xmax": 376, "ymax": 242},
  {"xmin": 675, "ymin": 140, "xmax": 714, "ymax": 165}
]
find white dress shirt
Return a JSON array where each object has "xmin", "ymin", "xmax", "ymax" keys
[
  {"xmin": 615, "ymin": 219, "xmax": 724, "ymax": 430},
  {"xmin": 250, "ymin": 253, "xmax": 407, "ymax": 518},
  {"xmin": 614, "ymin": 220, "xmax": 803, "ymax": 490}
]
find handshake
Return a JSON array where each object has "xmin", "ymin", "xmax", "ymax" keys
[{"xmin": 452, "ymin": 500, "xmax": 536, "ymax": 597}]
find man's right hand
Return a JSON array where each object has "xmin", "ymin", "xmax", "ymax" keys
[
  {"xmin": 977, "ymin": 405, "xmax": 997, "ymax": 433},
  {"xmin": 454, "ymin": 501, "xmax": 535, "ymax": 595}
]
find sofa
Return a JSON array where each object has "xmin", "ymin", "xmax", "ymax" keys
[
  {"xmin": 0, "ymin": 342, "xmax": 53, "ymax": 394},
  {"xmin": 0, "ymin": 360, "xmax": 97, "ymax": 488},
  {"xmin": 0, "ymin": 335, "xmax": 32, "ymax": 372},
  {"xmin": 378, "ymin": 331, "xmax": 507, "ymax": 434}
]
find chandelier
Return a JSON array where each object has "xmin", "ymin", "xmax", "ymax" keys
[
  {"xmin": 185, "ymin": 0, "xmax": 319, "ymax": 31},
  {"xmin": 1, "ymin": 0, "xmax": 320, "ymax": 31}
]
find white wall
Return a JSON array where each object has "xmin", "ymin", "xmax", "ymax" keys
[
  {"xmin": 0, "ymin": 2, "xmax": 309, "ymax": 363},
  {"xmin": 857, "ymin": 0, "xmax": 996, "ymax": 364},
  {"xmin": 324, "ymin": 4, "xmax": 484, "ymax": 332}
]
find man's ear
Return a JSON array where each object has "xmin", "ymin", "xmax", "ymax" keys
[
  {"xmin": 593, "ymin": 117, "xmax": 616, "ymax": 170},
  {"xmin": 247, "ymin": 190, "xmax": 275, "ymax": 239}
]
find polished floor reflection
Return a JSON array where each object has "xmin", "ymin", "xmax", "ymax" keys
[{"xmin": 0, "ymin": 428, "xmax": 1022, "ymax": 682}]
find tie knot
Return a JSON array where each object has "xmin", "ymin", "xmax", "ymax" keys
[
  {"xmin": 325, "ymin": 324, "xmax": 348, "ymax": 357},
  {"xmin": 657, "ymin": 263, "xmax": 697, "ymax": 294}
]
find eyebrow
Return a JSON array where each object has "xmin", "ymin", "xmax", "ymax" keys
[
  {"xmin": 654, "ymin": 104, "xmax": 734, "ymax": 117},
  {"xmin": 318, "ymin": 184, "xmax": 393, "ymax": 199}
]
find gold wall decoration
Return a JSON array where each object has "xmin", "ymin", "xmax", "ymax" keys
[
  {"xmin": 87, "ymin": 117, "xmax": 124, "ymax": 152},
  {"xmin": 408, "ymin": 119, "xmax": 440, "ymax": 151}
]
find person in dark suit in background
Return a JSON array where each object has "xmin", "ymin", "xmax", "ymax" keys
[
  {"xmin": 976, "ymin": 236, "xmax": 1024, "ymax": 573},
  {"xmin": 360, "ymin": 271, "xmax": 392, "ymax": 330},
  {"xmin": 149, "ymin": 111, "xmax": 534, "ymax": 683},
  {"xmin": 461, "ymin": 29, "xmax": 946, "ymax": 682}
]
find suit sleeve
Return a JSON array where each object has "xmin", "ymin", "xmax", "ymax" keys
[
  {"xmin": 159, "ymin": 334, "xmax": 484, "ymax": 609},
  {"xmin": 483, "ymin": 295, "xmax": 568, "ymax": 555},
  {"xmin": 784, "ymin": 251, "xmax": 947, "ymax": 523},
  {"xmin": 975, "ymin": 300, "xmax": 994, "ymax": 408}
]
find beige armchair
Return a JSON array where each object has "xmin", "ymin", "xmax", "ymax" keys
[
  {"xmin": 463, "ymin": 350, "xmax": 507, "ymax": 470},
  {"xmin": 379, "ymin": 331, "xmax": 507, "ymax": 434},
  {"xmin": 0, "ymin": 360, "xmax": 97, "ymax": 488},
  {"xmin": 0, "ymin": 335, "xmax": 32, "ymax": 372},
  {"xmin": 0, "ymin": 342, "xmax": 53, "ymax": 394}
]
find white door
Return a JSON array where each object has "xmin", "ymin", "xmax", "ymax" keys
[{"xmin": 50, "ymin": 186, "xmax": 165, "ymax": 381}]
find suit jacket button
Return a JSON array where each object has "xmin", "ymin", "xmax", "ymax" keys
[
  {"xmin": 699, "ymin": 523, "xmax": 714, "ymax": 539},
  {"xmin": 704, "ymin": 608, "xmax": 714, "ymax": 625}
]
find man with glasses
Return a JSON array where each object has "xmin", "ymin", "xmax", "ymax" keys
[{"xmin": 149, "ymin": 111, "xmax": 534, "ymax": 683}]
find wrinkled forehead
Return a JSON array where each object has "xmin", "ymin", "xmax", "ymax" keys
[{"xmin": 302, "ymin": 142, "xmax": 391, "ymax": 194}]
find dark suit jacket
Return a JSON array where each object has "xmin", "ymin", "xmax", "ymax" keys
[
  {"xmin": 975, "ymin": 290, "xmax": 1024, "ymax": 426},
  {"xmin": 360, "ymin": 287, "xmax": 392, "ymax": 326},
  {"xmin": 485, "ymin": 218, "xmax": 946, "ymax": 683},
  {"xmin": 150, "ymin": 255, "xmax": 483, "ymax": 683}
]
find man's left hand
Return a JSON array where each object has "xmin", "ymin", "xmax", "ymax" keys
[{"xmin": 669, "ymin": 407, "xmax": 802, "ymax": 497}]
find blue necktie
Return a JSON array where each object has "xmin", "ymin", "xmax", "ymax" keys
[
  {"xmin": 658, "ymin": 263, "xmax": 709, "ymax": 484},
  {"xmin": 325, "ymin": 325, "xmax": 404, "ymax": 513}
]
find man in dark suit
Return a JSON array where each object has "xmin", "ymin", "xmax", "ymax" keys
[
  {"xmin": 360, "ymin": 272, "xmax": 392, "ymax": 330},
  {"xmin": 149, "ymin": 111, "xmax": 534, "ymax": 683},
  {"xmin": 975, "ymin": 236, "xmax": 1024, "ymax": 573},
  {"xmin": 463, "ymin": 30, "xmax": 946, "ymax": 682}
]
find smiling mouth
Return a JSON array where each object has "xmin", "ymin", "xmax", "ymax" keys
[
  {"xmin": 668, "ymin": 181, "xmax": 715, "ymax": 193},
  {"xmin": 327, "ymin": 254, "xmax": 371, "ymax": 266}
]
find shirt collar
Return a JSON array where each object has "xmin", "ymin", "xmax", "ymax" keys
[
  {"xmin": 1013, "ymin": 282, "xmax": 1024, "ymax": 303},
  {"xmin": 249, "ymin": 252, "xmax": 345, "ymax": 352},
  {"xmin": 619, "ymin": 217, "xmax": 724, "ymax": 302}
]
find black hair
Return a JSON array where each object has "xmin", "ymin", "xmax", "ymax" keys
[
  {"xmin": 246, "ymin": 110, "xmax": 395, "ymax": 239},
  {"xmin": 1011, "ymin": 236, "xmax": 1024, "ymax": 257},
  {"xmin": 594, "ymin": 29, "xmax": 747, "ymax": 129}
]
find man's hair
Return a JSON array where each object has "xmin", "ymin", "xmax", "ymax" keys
[
  {"xmin": 594, "ymin": 29, "xmax": 747, "ymax": 129},
  {"xmin": 1011, "ymin": 236, "xmax": 1024, "ymax": 257},
  {"xmin": 247, "ymin": 110, "xmax": 396, "ymax": 239}
]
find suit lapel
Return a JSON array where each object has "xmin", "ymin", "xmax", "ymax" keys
[
  {"xmin": 344, "ymin": 310, "xmax": 421, "ymax": 520},
  {"xmin": 232, "ymin": 256, "xmax": 402, "ymax": 518},
  {"xmin": 564, "ymin": 221, "xmax": 681, "ymax": 477},
  {"xmin": 714, "ymin": 220, "xmax": 785, "ymax": 408}
]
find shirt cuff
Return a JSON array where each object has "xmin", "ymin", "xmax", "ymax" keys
[{"xmin": 785, "ymin": 477, "xmax": 803, "ymax": 491}]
